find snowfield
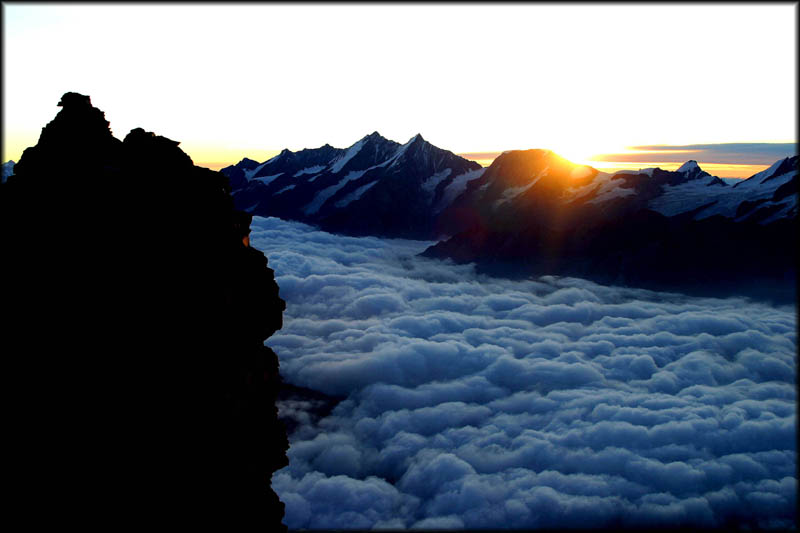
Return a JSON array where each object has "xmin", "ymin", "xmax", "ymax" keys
[{"xmin": 250, "ymin": 216, "xmax": 796, "ymax": 530}]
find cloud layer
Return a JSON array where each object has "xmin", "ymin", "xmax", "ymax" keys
[
  {"xmin": 593, "ymin": 143, "xmax": 797, "ymax": 165},
  {"xmin": 250, "ymin": 216, "xmax": 797, "ymax": 530}
]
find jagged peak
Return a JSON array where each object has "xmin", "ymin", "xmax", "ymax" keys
[
  {"xmin": 127, "ymin": 127, "xmax": 155, "ymax": 138},
  {"xmin": 57, "ymin": 92, "xmax": 92, "ymax": 108},
  {"xmin": 398, "ymin": 134, "xmax": 429, "ymax": 153},
  {"xmin": 266, "ymin": 148, "xmax": 293, "ymax": 161},
  {"xmin": 677, "ymin": 160, "xmax": 701, "ymax": 173},
  {"xmin": 263, "ymin": 149, "xmax": 289, "ymax": 165},
  {"xmin": 124, "ymin": 127, "xmax": 180, "ymax": 147},
  {"xmin": 358, "ymin": 131, "xmax": 391, "ymax": 145}
]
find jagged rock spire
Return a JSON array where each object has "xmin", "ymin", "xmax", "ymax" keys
[{"xmin": 2, "ymin": 92, "xmax": 289, "ymax": 531}]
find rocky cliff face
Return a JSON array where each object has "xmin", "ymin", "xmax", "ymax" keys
[{"xmin": 2, "ymin": 93, "xmax": 289, "ymax": 529}]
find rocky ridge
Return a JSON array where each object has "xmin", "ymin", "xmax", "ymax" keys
[
  {"xmin": 425, "ymin": 150, "xmax": 797, "ymax": 301},
  {"xmin": 1, "ymin": 93, "xmax": 289, "ymax": 530},
  {"xmin": 222, "ymin": 132, "xmax": 482, "ymax": 239}
]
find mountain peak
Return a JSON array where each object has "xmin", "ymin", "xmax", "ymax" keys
[
  {"xmin": 57, "ymin": 92, "xmax": 92, "ymax": 108},
  {"xmin": 410, "ymin": 133, "xmax": 425, "ymax": 143},
  {"xmin": 677, "ymin": 160, "xmax": 701, "ymax": 174},
  {"xmin": 361, "ymin": 131, "xmax": 387, "ymax": 142}
]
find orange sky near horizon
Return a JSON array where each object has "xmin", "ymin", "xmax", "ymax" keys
[
  {"xmin": 450, "ymin": 150, "xmax": 788, "ymax": 179},
  {"xmin": 3, "ymin": 5, "xmax": 795, "ymax": 183},
  {"xmin": 2, "ymin": 138, "xmax": 779, "ymax": 180},
  {"xmin": 191, "ymin": 150, "xmax": 778, "ymax": 180},
  {"xmin": 194, "ymin": 150, "xmax": 770, "ymax": 179},
  {"xmin": 192, "ymin": 158, "xmax": 764, "ymax": 180}
]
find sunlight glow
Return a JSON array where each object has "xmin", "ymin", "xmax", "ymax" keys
[{"xmin": 2, "ymin": 4, "xmax": 796, "ymax": 169}]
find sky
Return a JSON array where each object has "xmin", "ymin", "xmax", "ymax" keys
[
  {"xmin": 2, "ymin": 3, "xmax": 797, "ymax": 177},
  {"xmin": 250, "ymin": 215, "xmax": 796, "ymax": 529}
]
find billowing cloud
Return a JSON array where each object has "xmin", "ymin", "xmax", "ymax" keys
[{"xmin": 250, "ymin": 216, "xmax": 797, "ymax": 530}]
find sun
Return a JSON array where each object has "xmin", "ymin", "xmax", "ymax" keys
[
  {"xmin": 552, "ymin": 140, "xmax": 649, "ymax": 171},
  {"xmin": 550, "ymin": 139, "xmax": 620, "ymax": 168}
]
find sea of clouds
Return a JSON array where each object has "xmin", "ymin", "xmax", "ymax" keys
[{"xmin": 249, "ymin": 216, "xmax": 797, "ymax": 530}]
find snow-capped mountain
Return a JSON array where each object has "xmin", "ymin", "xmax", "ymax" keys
[
  {"xmin": 223, "ymin": 138, "xmax": 795, "ymax": 298},
  {"xmin": 425, "ymin": 150, "xmax": 796, "ymax": 300},
  {"xmin": 221, "ymin": 133, "xmax": 482, "ymax": 239},
  {"xmin": 563, "ymin": 157, "xmax": 796, "ymax": 224}
]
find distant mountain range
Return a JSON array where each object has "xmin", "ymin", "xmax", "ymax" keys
[
  {"xmin": 4, "ymin": 126, "xmax": 795, "ymax": 300},
  {"xmin": 222, "ymin": 135, "xmax": 796, "ymax": 237},
  {"xmin": 426, "ymin": 149, "xmax": 796, "ymax": 299},
  {"xmin": 222, "ymin": 132, "xmax": 481, "ymax": 239},
  {"xmin": 221, "ymin": 135, "xmax": 797, "ymax": 299}
]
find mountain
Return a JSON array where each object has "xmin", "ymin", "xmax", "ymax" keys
[
  {"xmin": 224, "ymin": 137, "xmax": 795, "ymax": 298},
  {"xmin": 221, "ymin": 132, "xmax": 483, "ymax": 239},
  {"xmin": 573, "ymin": 157, "xmax": 796, "ymax": 224},
  {"xmin": 1, "ymin": 93, "xmax": 289, "ymax": 530},
  {"xmin": 424, "ymin": 150, "xmax": 797, "ymax": 301}
]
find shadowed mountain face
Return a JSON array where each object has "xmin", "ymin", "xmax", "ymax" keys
[
  {"xmin": 424, "ymin": 151, "xmax": 798, "ymax": 302},
  {"xmin": 2, "ymin": 93, "xmax": 289, "ymax": 530},
  {"xmin": 225, "ymin": 137, "xmax": 796, "ymax": 300},
  {"xmin": 222, "ymin": 132, "xmax": 483, "ymax": 239}
]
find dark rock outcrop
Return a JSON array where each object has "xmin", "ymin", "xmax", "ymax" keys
[{"xmin": 2, "ymin": 94, "xmax": 289, "ymax": 529}]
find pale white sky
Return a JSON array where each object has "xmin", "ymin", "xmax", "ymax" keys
[{"xmin": 2, "ymin": 3, "xmax": 797, "ymax": 168}]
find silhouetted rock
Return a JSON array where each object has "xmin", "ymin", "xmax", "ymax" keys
[{"xmin": 2, "ymin": 93, "xmax": 289, "ymax": 530}]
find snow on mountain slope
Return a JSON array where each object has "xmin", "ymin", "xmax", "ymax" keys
[
  {"xmin": 275, "ymin": 184, "xmax": 296, "ymax": 195},
  {"xmin": 223, "ymin": 138, "xmax": 794, "ymax": 242},
  {"xmin": 675, "ymin": 160, "xmax": 709, "ymax": 181},
  {"xmin": 494, "ymin": 167, "xmax": 549, "ymax": 208},
  {"xmin": 253, "ymin": 173, "xmax": 284, "ymax": 185},
  {"xmin": 293, "ymin": 165, "xmax": 326, "ymax": 177},
  {"xmin": 245, "ymin": 160, "xmax": 271, "ymax": 180},
  {"xmin": 676, "ymin": 160, "xmax": 700, "ymax": 173},
  {"xmin": 335, "ymin": 180, "xmax": 379, "ymax": 208},
  {"xmin": 378, "ymin": 135, "xmax": 416, "ymax": 170},
  {"xmin": 223, "ymin": 132, "xmax": 481, "ymax": 239},
  {"xmin": 647, "ymin": 158, "xmax": 797, "ymax": 222},
  {"xmin": 434, "ymin": 168, "xmax": 485, "ymax": 213},
  {"xmin": 742, "ymin": 157, "xmax": 789, "ymax": 185},
  {"xmin": 567, "ymin": 171, "xmax": 618, "ymax": 203},
  {"xmin": 561, "ymin": 157, "xmax": 796, "ymax": 225},
  {"xmin": 304, "ymin": 169, "xmax": 367, "ymax": 215},
  {"xmin": 330, "ymin": 138, "xmax": 366, "ymax": 173},
  {"xmin": 421, "ymin": 169, "xmax": 452, "ymax": 195},
  {"xmin": 647, "ymin": 177, "xmax": 729, "ymax": 217},
  {"xmin": 586, "ymin": 179, "xmax": 635, "ymax": 205}
]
